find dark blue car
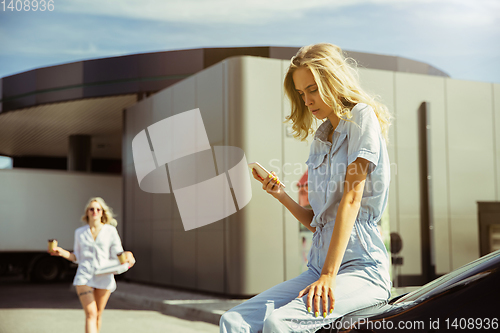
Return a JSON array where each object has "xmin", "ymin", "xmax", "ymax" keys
[{"xmin": 317, "ymin": 249, "xmax": 500, "ymax": 332}]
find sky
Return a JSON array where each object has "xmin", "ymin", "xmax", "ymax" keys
[{"xmin": 0, "ymin": 0, "xmax": 499, "ymax": 84}]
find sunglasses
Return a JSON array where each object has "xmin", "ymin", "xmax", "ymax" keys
[{"xmin": 89, "ymin": 208, "xmax": 102, "ymax": 212}]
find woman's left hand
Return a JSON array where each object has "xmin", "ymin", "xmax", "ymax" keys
[
  {"xmin": 298, "ymin": 274, "xmax": 336, "ymax": 318},
  {"xmin": 124, "ymin": 251, "xmax": 136, "ymax": 268}
]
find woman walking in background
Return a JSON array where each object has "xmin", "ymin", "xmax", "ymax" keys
[
  {"xmin": 220, "ymin": 43, "xmax": 393, "ymax": 332},
  {"xmin": 50, "ymin": 197, "xmax": 135, "ymax": 333}
]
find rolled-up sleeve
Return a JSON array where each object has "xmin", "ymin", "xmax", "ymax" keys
[
  {"xmin": 73, "ymin": 230, "xmax": 80, "ymax": 264},
  {"xmin": 347, "ymin": 104, "xmax": 381, "ymax": 175},
  {"xmin": 109, "ymin": 227, "xmax": 124, "ymax": 259}
]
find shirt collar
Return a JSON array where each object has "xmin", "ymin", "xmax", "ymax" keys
[{"xmin": 314, "ymin": 119, "xmax": 334, "ymax": 143}]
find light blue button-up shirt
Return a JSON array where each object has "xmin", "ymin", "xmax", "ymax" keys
[{"xmin": 305, "ymin": 103, "xmax": 391, "ymax": 292}]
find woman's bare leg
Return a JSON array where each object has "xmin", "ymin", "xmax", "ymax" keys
[
  {"xmin": 94, "ymin": 288, "xmax": 111, "ymax": 333},
  {"xmin": 75, "ymin": 285, "xmax": 98, "ymax": 333}
]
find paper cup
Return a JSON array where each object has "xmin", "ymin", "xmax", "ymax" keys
[
  {"xmin": 48, "ymin": 239, "xmax": 58, "ymax": 252},
  {"xmin": 117, "ymin": 252, "xmax": 127, "ymax": 264}
]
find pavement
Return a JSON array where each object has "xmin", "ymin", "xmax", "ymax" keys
[
  {"xmin": 0, "ymin": 273, "xmax": 420, "ymax": 332},
  {"xmin": 105, "ymin": 280, "xmax": 421, "ymax": 327},
  {"xmin": 0, "ymin": 275, "xmax": 221, "ymax": 333},
  {"xmin": 110, "ymin": 281, "xmax": 247, "ymax": 326}
]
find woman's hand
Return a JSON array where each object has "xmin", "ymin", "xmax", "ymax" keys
[
  {"xmin": 298, "ymin": 274, "xmax": 337, "ymax": 318},
  {"xmin": 48, "ymin": 246, "xmax": 65, "ymax": 257},
  {"xmin": 251, "ymin": 169, "xmax": 285, "ymax": 201},
  {"xmin": 124, "ymin": 251, "xmax": 136, "ymax": 268}
]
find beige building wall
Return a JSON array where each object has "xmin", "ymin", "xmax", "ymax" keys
[
  {"xmin": 445, "ymin": 80, "xmax": 496, "ymax": 269},
  {"xmin": 123, "ymin": 55, "xmax": 500, "ymax": 295},
  {"xmin": 392, "ymin": 73, "xmax": 447, "ymax": 276},
  {"xmin": 495, "ymin": 84, "xmax": 500, "ymax": 201}
]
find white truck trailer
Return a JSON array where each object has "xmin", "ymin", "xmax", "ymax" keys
[{"xmin": 0, "ymin": 168, "xmax": 122, "ymax": 282}]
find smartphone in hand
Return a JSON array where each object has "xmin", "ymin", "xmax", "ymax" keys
[{"xmin": 248, "ymin": 162, "xmax": 286, "ymax": 188}]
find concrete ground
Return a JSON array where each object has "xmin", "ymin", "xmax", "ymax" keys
[
  {"xmin": 0, "ymin": 273, "xmax": 420, "ymax": 333},
  {"xmin": 0, "ymin": 275, "xmax": 220, "ymax": 333}
]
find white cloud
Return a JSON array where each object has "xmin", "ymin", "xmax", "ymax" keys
[
  {"xmin": 56, "ymin": 0, "xmax": 441, "ymax": 24},
  {"xmin": 0, "ymin": 28, "xmax": 125, "ymax": 58},
  {"xmin": 411, "ymin": 0, "xmax": 500, "ymax": 28},
  {"xmin": 1, "ymin": 0, "xmax": 498, "ymax": 83}
]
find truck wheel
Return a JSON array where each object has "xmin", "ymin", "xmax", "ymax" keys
[{"xmin": 31, "ymin": 256, "xmax": 61, "ymax": 282}]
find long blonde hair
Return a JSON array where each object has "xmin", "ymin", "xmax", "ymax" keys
[
  {"xmin": 284, "ymin": 43, "xmax": 392, "ymax": 144},
  {"xmin": 81, "ymin": 197, "xmax": 118, "ymax": 227}
]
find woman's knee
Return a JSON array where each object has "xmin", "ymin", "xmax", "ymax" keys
[{"xmin": 84, "ymin": 307, "xmax": 98, "ymax": 320}]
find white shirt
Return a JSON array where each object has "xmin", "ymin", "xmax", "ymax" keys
[{"xmin": 72, "ymin": 223, "xmax": 124, "ymax": 292}]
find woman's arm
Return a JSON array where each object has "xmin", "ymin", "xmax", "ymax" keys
[
  {"xmin": 251, "ymin": 168, "xmax": 315, "ymax": 232},
  {"xmin": 49, "ymin": 247, "xmax": 77, "ymax": 262},
  {"xmin": 298, "ymin": 157, "xmax": 371, "ymax": 317},
  {"xmin": 320, "ymin": 157, "xmax": 370, "ymax": 277},
  {"xmin": 277, "ymin": 191, "xmax": 315, "ymax": 232}
]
